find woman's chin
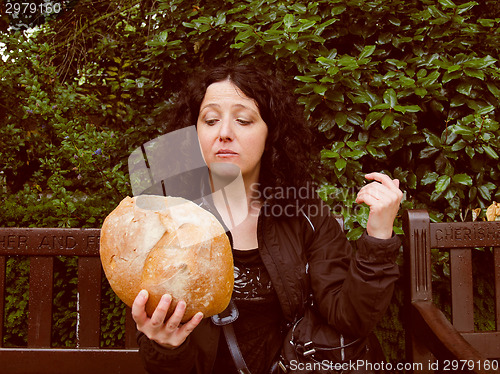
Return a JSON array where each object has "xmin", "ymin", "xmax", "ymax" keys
[{"xmin": 210, "ymin": 162, "xmax": 242, "ymax": 182}]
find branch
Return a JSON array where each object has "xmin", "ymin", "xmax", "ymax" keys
[{"xmin": 51, "ymin": 0, "xmax": 142, "ymax": 51}]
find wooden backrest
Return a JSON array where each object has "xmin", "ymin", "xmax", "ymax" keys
[
  {"xmin": 403, "ymin": 210, "xmax": 500, "ymax": 359},
  {"xmin": 0, "ymin": 228, "xmax": 146, "ymax": 374},
  {"xmin": 0, "ymin": 214, "xmax": 344, "ymax": 372}
]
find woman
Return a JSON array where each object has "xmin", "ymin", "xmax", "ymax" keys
[{"xmin": 132, "ymin": 64, "xmax": 403, "ymax": 374}]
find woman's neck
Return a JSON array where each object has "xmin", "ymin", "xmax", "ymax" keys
[{"xmin": 209, "ymin": 172, "xmax": 262, "ymax": 230}]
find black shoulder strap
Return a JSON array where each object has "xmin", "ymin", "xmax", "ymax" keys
[
  {"xmin": 223, "ymin": 323, "xmax": 251, "ymax": 374},
  {"xmin": 211, "ymin": 300, "xmax": 251, "ymax": 374}
]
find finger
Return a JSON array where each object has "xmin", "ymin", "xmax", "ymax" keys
[
  {"xmin": 364, "ymin": 174, "xmax": 403, "ymax": 202},
  {"xmin": 356, "ymin": 190, "xmax": 388, "ymax": 207},
  {"xmin": 178, "ymin": 312, "xmax": 204, "ymax": 336},
  {"xmin": 364, "ymin": 173, "xmax": 400, "ymax": 193},
  {"xmin": 356, "ymin": 183, "xmax": 393, "ymax": 203},
  {"xmin": 361, "ymin": 181, "xmax": 397, "ymax": 198},
  {"xmin": 165, "ymin": 300, "xmax": 187, "ymax": 331},
  {"xmin": 357, "ymin": 188, "xmax": 402, "ymax": 211},
  {"xmin": 132, "ymin": 290, "xmax": 149, "ymax": 325},
  {"xmin": 150, "ymin": 294, "xmax": 172, "ymax": 327}
]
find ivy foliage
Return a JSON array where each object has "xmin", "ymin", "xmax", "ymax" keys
[
  {"xmin": 1, "ymin": 0, "xmax": 499, "ymax": 360},
  {"xmin": 2, "ymin": 0, "xmax": 498, "ymax": 230}
]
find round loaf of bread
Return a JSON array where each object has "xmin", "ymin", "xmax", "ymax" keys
[{"xmin": 100, "ymin": 195, "xmax": 233, "ymax": 322}]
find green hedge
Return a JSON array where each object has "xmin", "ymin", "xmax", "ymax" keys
[{"xmin": 1, "ymin": 0, "xmax": 499, "ymax": 364}]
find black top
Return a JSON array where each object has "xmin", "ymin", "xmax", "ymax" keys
[{"xmin": 212, "ymin": 248, "xmax": 284, "ymax": 374}]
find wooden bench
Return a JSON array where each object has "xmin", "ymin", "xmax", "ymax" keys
[
  {"xmin": 403, "ymin": 210, "xmax": 500, "ymax": 374},
  {"xmin": 0, "ymin": 227, "xmax": 146, "ymax": 374}
]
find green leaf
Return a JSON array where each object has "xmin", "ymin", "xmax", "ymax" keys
[
  {"xmin": 419, "ymin": 70, "xmax": 441, "ymax": 87},
  {"xmin": 419, "ymin": 146, "xmax": 440, "ymax": 159},
  {"xmin": 366, "ymin": 145, "xmax": 386, "ymax": 159},
  {"xmin": 394, "ymin": 105, "xmax": 421, "ymax": 113},
  {"xmin": 422, "ymin": 172, "xmax": 439, "ymax": 185},
  {"xmin": 438, "ymin": 0, "xmax": 456, "ymax": 7},
  {"xmin": 383, "ymin": 89, "xmax": 397, "ymax": 108},
  {"xmin": 289, "ymin": 3, "xmax": 307, "ymax": 14},
  {"xmin": 318, "ymin": 119, "xmax": 336, "ymax": 132},
  {"xmin": 335, "ymin": 112, "xmax": 347, "ymax": 128},
  {"xmin": 344, "ymin": 149, "xmax": 366, "ymax": 159},
  {"xmin": 483, "ymin": 145, "xmax": 499, "ymax": 159},
  {"xmin": 296, "ymin": 19, "xmax": 316, "ymax": 32},
  {"xmin": 321, "ymin": 150, "xmax": 339, "ymax": 159},
  {"xmin": 388, "ymin": 16, "xmax": 401, "ymax": 26},
  {"xmin": 346, "ymin": 226, "xmax": 364, "ymax": 241},
  {"xmin": 457, "ymin": 1, "xmax": 478, "ymax": 14},
  {"xmin": 227, "ymin": 4, "xmax": 248, "ymax": 14},
  {"xmin": 487, "ymin": 82, "xmax": 500, "ymax": 99},
  {"xmin": 451, "ymin": 140, "xmax": 466, "ymax": 151},
  {"xmin": 415, "ymin": 88, "xmax": 428, "ymax": 97},
  {"xmin": 381, "ymin": 113, "xmax": 395, "ymax": 130},
  {"xmin": 335, "ymin": 158, "xmax": 347, "ymax": 171},
  {"xmin": 338, "ymin": 56, "xmax": 359, "ymax": 70},
  {"xmin": 457, "ymin": 82, "xmax": 472, "ymax": 96},
  {"xmin": 235, "ymin": 29, "xmax": 253, "ymax": 42},
  {"xmin": 424, "ymin": 131, "xmax": 442, "ymax": 148},
  {"xmin": 435, "ymin": 175, "xmax": 451, "ymax": 194},
  {"xmin": 370, "ymin": 103, "xmax": 391, "ymax": 111},
  {"xmin": 476, "ymin": 105, "xmax": 494, "ymax": 115},
  {"xmin": 347, "ymin": 113, "xmax": 363, "ymax": 126},
  {"xmin": 453, "ymin": 125, "xmax": 474, "ymax": 136},
  {"xmin": 313, "ymin": 84, "xmax": 328, "ymax": 95},
  {"xmin": 295, "ymin": 76, "xmax": 317, "ymax": 83},
  {"xmin": 452, "ymin": 174, "xmax": 472, "ymax": 186},
  {"xmin": 331, "ymin": 5, "xmax": 347, "ymax": 16},
  {"xmin": 478, "ymin": 185, "xmax": 492, "ymax": 200},
  {"xmin": 285, "ymin": 41, "xmax": 299, "ymax": 52},
  {"xmin": 463, "ymin": 56, "xmax": 497, "ymax": 69},
  {"xmin": 358, "ymin": 45, "xmax": 376, "ymax": 60},
  {"xmin": 465, "ymin": 146, "xmax": 476, "ymax": 158},
  {"xmin": 464, "ymin": 69, "xmax": 485, "ymax": 80},
  {"xmin": 364, "ymin": 111, "xmax": 384, "ymax": 128},
  {"xmin": 284, "ymin": 14, "xmax": 294, "ymax": 28},
  {"xmin": 325, "ymin": 89, "xmax": 344, "ymax": 103}
]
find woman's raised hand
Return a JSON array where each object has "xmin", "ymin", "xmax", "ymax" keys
[
  {"xmin": 355, "ymin": 172, "xmax": 404, "ymax": 240},
  {"xmin": 132, "ymin": 290, "xmax": 203, "ymax": 349}
]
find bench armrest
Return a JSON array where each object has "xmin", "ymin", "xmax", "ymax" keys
[{"xmin": 411, "ymin": 300, "xmax": 499, "ymax": 374}]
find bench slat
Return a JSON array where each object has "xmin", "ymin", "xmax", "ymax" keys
[
  {"xmin": 125, "ymin": 306, "xmax": 138, "ymax": 348},
  {"xmin": 430, "ymin": 221, "xmax": 500, "ymax": 248},
  {"xmin": 0, "ymin": 348, "xmax": 146, "ymax": 374},
  {"xmin": 462, "ymin": 332, "xmax": 500, "ymax": 359},
  {"xmin": 450, "ymin": 248, "xmax": 474, "ymax": 332},
  {"xmin": 28, "ymin": 256, "xmax": 54, "ymax": 348},
  {"xmin": 77, "ymin": 257, "xmax": 102, "ymax": 348},
  {"xmin": 0, "ymin": 256, "xmax": 5, "ymax": 346},
  {"xmin": 0, "ymin": 228, "xmax": 101, "ymax": 256},
  {"xmin": 495, "ymin": 247, "xmax": 500, "ymax": 332}
]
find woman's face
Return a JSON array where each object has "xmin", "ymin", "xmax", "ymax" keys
[{"xmin": 197, "ymin": 80, "xmax": 268, "ymax": 183}]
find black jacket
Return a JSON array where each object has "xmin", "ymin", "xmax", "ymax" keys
[{"xmin": 137, "ymin": 199, "xmax": 401, "ymax": 374}]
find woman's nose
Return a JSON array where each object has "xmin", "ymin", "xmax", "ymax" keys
[{"xmin": 218, "ymin": 118, "xmax": 234, "ymax": 141}]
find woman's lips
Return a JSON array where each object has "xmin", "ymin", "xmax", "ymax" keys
[{"xmin": 216, "ymin": 149, "xmax": 238, "ymax": 158}]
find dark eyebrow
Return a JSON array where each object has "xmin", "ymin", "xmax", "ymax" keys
[
  {"xmin": 200, "ymin": 103, "xmax": 259, "ymax": 116},
  {"xmin": 200, "ymin": 103, "xmax": 220, "ymax": 112}
]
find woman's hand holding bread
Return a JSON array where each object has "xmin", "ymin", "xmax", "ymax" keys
[{"xmin": 132, "ymin": 290, "xmax": 203, "ymax": 349}]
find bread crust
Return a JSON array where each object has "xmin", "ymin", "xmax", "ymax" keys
[{"xmin": 100, "ymin": 195, "xmax": 233, "ymax": 322}]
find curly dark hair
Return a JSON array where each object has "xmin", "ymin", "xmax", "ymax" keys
[{"xmin": 164, "ymin": 64, "xmax": 318, "ymax": 207}]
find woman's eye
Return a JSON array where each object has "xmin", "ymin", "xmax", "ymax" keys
[
  {"xmin": 236, "ymin": 118, "xmax": 252, "ymax": 125},
  {"xmin": 205, "ymin": 119, "xmax": 219, "ymax": 125}
]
